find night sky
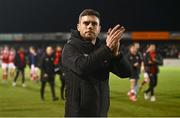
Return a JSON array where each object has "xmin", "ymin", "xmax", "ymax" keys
[{"xmin": 0, "ymin": 0, "xmax": 179, "ymax": 33}]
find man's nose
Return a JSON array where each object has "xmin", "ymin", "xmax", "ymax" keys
[{"xmin": 87, "ymin": 23, "xmax": 93, "ymax": 29}]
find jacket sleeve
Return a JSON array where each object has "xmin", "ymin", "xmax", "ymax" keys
[
  {"xmin": 110, "ymin": 53, "xmax": 132, "ymax": 78},
  {"xmin": 61, "ymin": 44, "xmax": 113, "ymax": 75}
]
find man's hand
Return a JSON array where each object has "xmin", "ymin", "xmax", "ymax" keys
[
  {"xmin": 106, "ymin": 24, "xmax": 125, "ymax": 52},
  {"xmin": 112, "ymin": 41, "xmax": 120, "ymax": 56}
]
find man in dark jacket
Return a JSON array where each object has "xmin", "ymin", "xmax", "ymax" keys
[
  {"xmin": 126, "ymin": 44, "xmax": 141, "ymax": 102},
  {"xmin": 13, "ymin": 47, "xmax": 26, "ymax": 87},
  {"xmin": 61, "ymin": 9, "xmax": 131, "ymax": 117},
  {"xmin": 40, "ymin": 46, "xmax": 58, "ymax": 101}
]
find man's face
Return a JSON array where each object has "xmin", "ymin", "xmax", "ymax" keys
[
  {"xmin": 130, "ymin": 46, "xmax": 137, "ymax": 54},
  {"xmin": 134, "ymin": 43, "xmax": 140, "ymax": 50},
  {"xmin": 29, "ymin": 48, "xmax": 34, "ymax": 53},
  {"xmin": 46, "ymin": 47, "xmax": 53, "ymax": 56},
  {"xmin": 77, "ymin": 15, "xmax": 101, "ymax": 41},
  {"xmin": 56, "ymin": 46, "xmax": 62, "ymax": 51},
  {"xmin": 150, "ymin": 45, "xmax": 156, "ymax": 52}
]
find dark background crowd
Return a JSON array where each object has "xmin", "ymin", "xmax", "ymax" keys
[{"xmin": 0, "ymin": 41, "xmax": 180, "ymax": 60}]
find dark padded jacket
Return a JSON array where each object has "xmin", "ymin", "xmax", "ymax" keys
[
  {"xmin": 61, "ymin": 30, "xmax": 131, "ymax": 117},
  {"xmin": 41, "ymin": 54, "xmax": 55, "ymax": 81}
]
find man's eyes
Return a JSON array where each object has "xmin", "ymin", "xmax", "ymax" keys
[{"xmin": 83, "ymin": 22, "xmax": 97, "ymax": 26}]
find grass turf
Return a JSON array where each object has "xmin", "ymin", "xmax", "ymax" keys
[{"xmin": 0, "ymin": 67, "xmax": 180, "ymax": 117}]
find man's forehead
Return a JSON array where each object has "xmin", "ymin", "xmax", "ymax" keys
[{"xmin": 80, "ymin": 15, "xmax": 100, "ymax": 23}]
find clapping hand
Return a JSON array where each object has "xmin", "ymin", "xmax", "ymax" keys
[{"xmin": 106, "ymin": 24, "xmax": 125, "ymax": 56}]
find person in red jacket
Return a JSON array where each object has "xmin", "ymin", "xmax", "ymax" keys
[
  {"xmin": 8, "ymin": 47, "xmax": 16, "ymax": 79},
  {"xmin": 143, "ymin": 44, "xmax": 163, "ymax": 102},
  {"xmin": 13, "ymin": 47, "xmax": 27, "ymax": 87},
  {"xmin": 54, "ymin": 46, "xmax": 65, "ymax": 100},
  {"xmin": 1, "ymin": 45, "xmax": 10, "ymax": 83}
]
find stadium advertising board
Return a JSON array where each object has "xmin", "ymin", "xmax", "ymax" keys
[{"xmin": 131, "ymin": 32, "xmax": 170, "ymax": 40}]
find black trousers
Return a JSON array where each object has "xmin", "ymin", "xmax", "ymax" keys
[
  {"xmin": 14, "ymin": 68, "xmax": 25, "ymax": 83},
  {"xmin": 40, "ymin": 77, "xmax": 56, "ymax": 100},
  {"xmin": 145, "ymin": 73, "xmax": 158, "ymax": 96},
  {"xmin": 60, "ymin": 73, "xmax": 65, "ymax": 100},
  {"xmin": 55, "ymin": 71, "xmax": 65, "ymax": 100}
]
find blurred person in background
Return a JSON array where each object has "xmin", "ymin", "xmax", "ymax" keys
[
  {"xmin": 1, "ymin": 45, "xmax": 10, "ymax": 83},
  {"xmin": 0, "ymin": 47, "xmax": 2, "ymax": 67},
  {"xmin": 126, "ymin": 44, "xmax": 141, "ymax": 102},
  {"xmin": 53, "ymin": 46, "xmax": 65, "ymax": 100},
  {"xmin": 133, "ymin": 42, "xmax": 143, "ymax": 93},
  {"xmin": 13, "ymin": 47, "xmax": 26, "ymax": 87},
  {"xmin": 28, "ymin": 46, "xmax": 40, "ymax": 82},
  {"xmin": 143, "ymin": 44, "xmax": 163, "ymax": 102},
  {"xmin": 139, "ymin": 45, "xmax": 151, "ymax": 91},
  {"xmin": 8, "ymin": 47, "xmax": 16, "ymax": 79},
  {"xmin": 40, "ymin": 46, "xmax": 58, "ymax": 101},
  {"xmin": 61, "ymin": 9, "xmax": 131, "ymax": 117}
]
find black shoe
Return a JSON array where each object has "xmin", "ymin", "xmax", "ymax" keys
[{"xmin": 53, "ymin": 97, "xmax": 59, "ymax": 101}]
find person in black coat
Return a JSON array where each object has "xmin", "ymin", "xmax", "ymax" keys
[
  {"xmin": 40, "ymin": 46, "xmax": 58, "ymax": 101},
  {"xmin": 13, "ymin": 47, "xmax": 26, "ymax": 87},
  {"xmin": 61, "ymin": 9, "xmax": 131, "ymax": 117},
  {"xmin": 126, "ymin": 44, "xmax": 141, "ymax": 102}
]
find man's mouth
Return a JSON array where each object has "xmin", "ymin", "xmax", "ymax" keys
[{"xmin": 86, "ymin": 31, "xmax": 94, "ymax": 34}]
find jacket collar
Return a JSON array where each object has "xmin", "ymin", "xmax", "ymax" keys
[{"xmin": 69, "ymin": 29, "xmax": 101, "ymax": 48}]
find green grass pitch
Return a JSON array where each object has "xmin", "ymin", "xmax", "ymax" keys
[{"xmin": 0, "ymin": 66, "xmax": 180, "ymax": 117}]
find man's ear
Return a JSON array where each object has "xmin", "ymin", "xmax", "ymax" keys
[{"xmin": 77, "ymin": 24, "xmax": 80, "ymax": 31}]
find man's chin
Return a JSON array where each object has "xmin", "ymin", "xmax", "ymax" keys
[
  {"xmin": 87, "ymin": 34, "xmax": 97, "ymax": 38},
  {"xmin": 84, "ymin": 37, "xmax": 95, "ymax": 41}
]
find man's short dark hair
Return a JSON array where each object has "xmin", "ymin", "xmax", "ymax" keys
[{"xmin": 79, "ymin": 9, "xmax": 100, "ymax": 23}]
